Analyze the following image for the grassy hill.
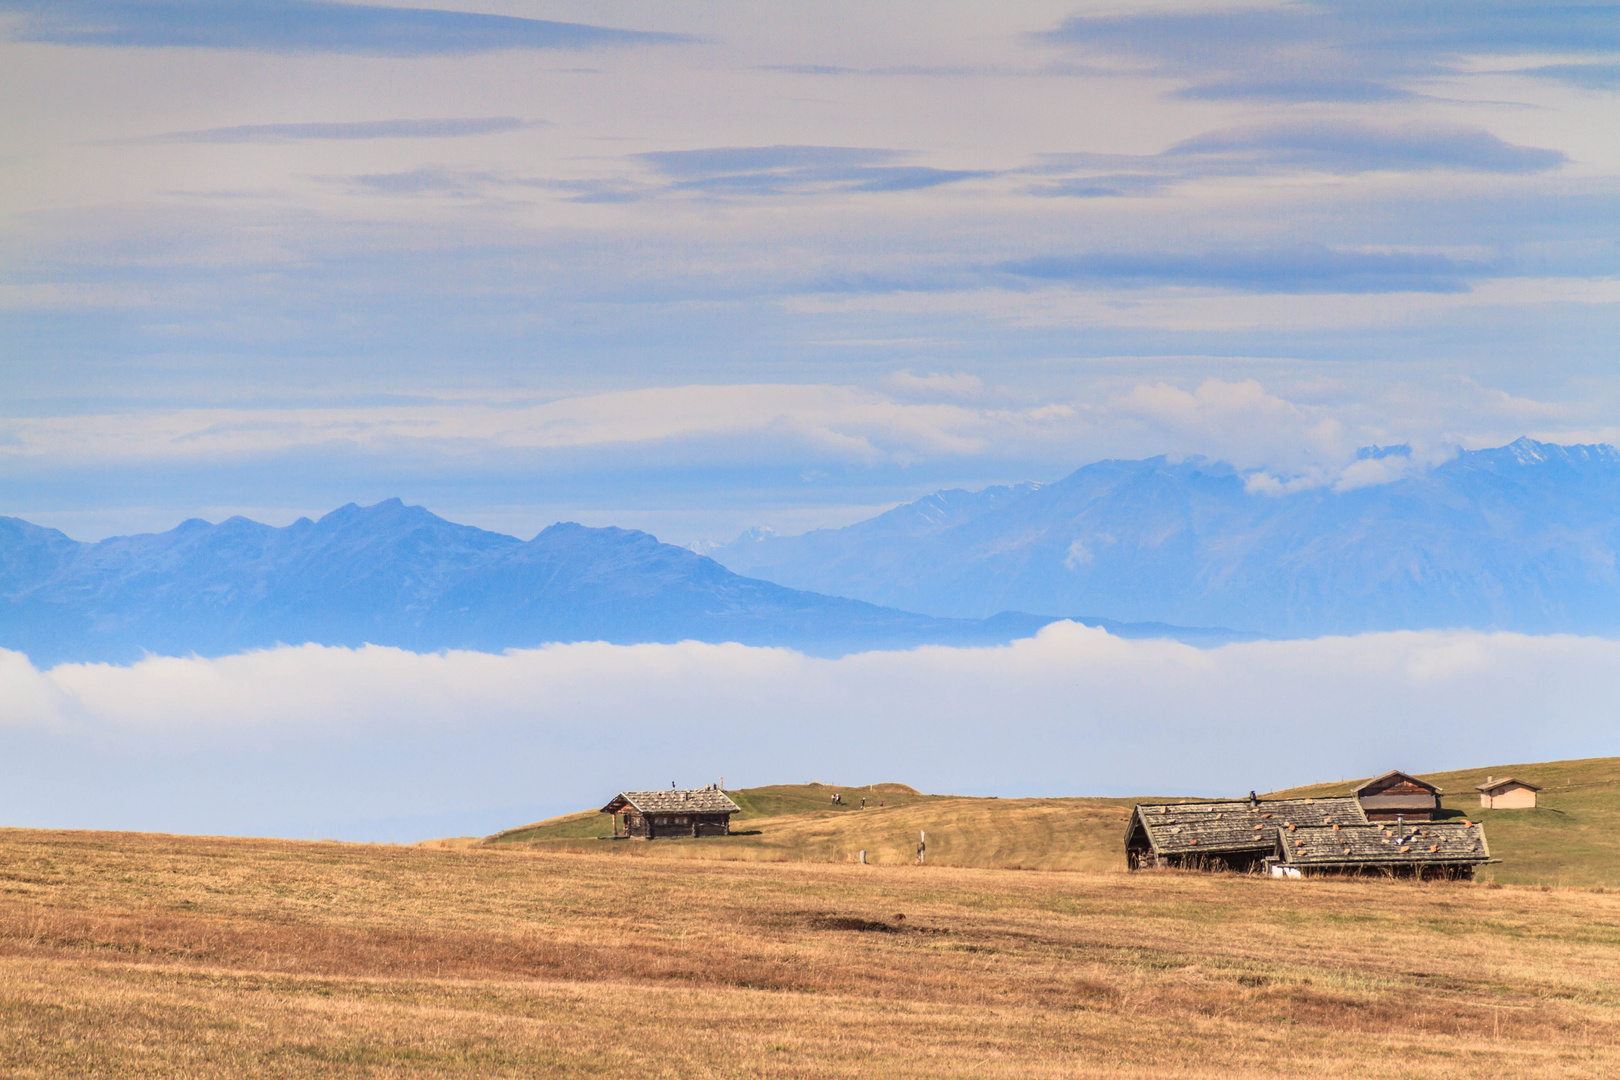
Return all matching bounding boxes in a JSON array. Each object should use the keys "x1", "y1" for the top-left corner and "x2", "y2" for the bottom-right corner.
[
  {"x1": 486, "y1": 781, "x2": 1150, "y2": 871},
  {"x1": 9, "y1": 826, "x2": 1620, "y2": 1077},
  {"x1": 485, "y1": 759, "x2": 1620, "y2": 885}
]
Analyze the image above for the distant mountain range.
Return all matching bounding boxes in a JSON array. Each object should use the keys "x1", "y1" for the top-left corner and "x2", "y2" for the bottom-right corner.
[
  {"x1": 0, "y1": 500, "x2": 1237, "y2": 667},
  {"x1": 713, "y1": 438, "x2": 1620, "y2": 637},
  {"x1": 8, "y1": 437, "x2": 1610, "y2": 665}
]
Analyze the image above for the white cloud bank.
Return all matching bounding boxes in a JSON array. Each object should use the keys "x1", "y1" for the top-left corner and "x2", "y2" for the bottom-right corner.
[
  {"x1": 2, "y1": 623, "x2": 1615, "y2": 842},
  {"x1": 2, "y1": 376, "x2": 1602, "y2": 497}
]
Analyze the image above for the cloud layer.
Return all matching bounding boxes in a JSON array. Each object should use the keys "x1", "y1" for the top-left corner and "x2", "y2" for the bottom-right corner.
[
  {"x1": 1036, "y1": 1, "x2": 1620, "y2": 101},
  {"x1": 3, "y1": 1, "x2": 685, "y2": 56},
  {"x1": 138, "y1": 117, "x2": 534, "y2": 143},
  {"x1": 2, "y1": 624, "x2": 1616, "y2": 841}
]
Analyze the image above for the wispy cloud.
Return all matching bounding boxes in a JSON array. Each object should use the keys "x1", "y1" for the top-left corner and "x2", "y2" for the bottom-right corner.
[
  {"x1": 132, "y1": 117, "x2": 535, "y2": 144},
  {"x1": 2, "y1": 1, "x2": 687, "y2": 56},
  {"x1": 638, "y1": 145, "x2": 993, "y2": 197},
  {"x1": 1027, "y1": 121, "x2": 1563, "y2": 200},
  {"x1": 1167, "y1": 123, "x2": 1563, "y2": 175},
  {"x1": 348, "y1": 167, "x2": 496, "y2": 197},
  {"x1": 1000, "y1": 245, "x2": 1497, "y2": 295},
  {"x1": 1516, "y1": 62, "x2": 1620, "y2": 92},
  {"x1": 0, "y1": 384, "x2": 1014, "y2": 466},
  {"x1": 317, "y1": 145, "x2": 993, "y2": 205},
  {"x1": 3, "y1": 376, "x2": 1593, "y2": 503},
  {"x1": 1035, "y1": 2, "x2": 1619, "y2": 102}
]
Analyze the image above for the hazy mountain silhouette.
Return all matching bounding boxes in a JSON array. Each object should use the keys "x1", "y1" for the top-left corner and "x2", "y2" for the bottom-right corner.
[
  {"x1": 0, "y1": 500, "x2": 1237, "y2": 666},
  {"x1": 713, "y1": 438, "x2": 1620, "y2": 637}
]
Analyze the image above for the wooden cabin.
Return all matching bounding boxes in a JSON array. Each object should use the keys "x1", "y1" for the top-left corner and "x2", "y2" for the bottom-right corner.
[
  {"x1": 1352, "y1": 770, "x2": 1442, "y2": 821},
  {"x1": 1124, "y1": 795, "x2": 1367, "y2": 873},
  {"x1": 600, "y1": 788, "x2": 740, "y2": 839},
  {"x1": 1123, "y1": 795, "x2": 1495, "y2": 879},
  {"x1": 1271, "y1": 819, "x2": 1492, "y2": 880},
  {"x1": 1476, "y1": 776, "x2": 1541, "y2": 810}
]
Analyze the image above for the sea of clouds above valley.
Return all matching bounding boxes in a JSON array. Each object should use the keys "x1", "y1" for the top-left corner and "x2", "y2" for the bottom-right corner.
[{"x1": 2, "y1": 623, "x2": 1614, "y2": 842}]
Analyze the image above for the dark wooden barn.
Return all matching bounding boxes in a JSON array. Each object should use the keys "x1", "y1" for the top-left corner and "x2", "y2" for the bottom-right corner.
[
  {"x1": 1272, "y1": 819, "x2": 1492, "y2": 879},
  {"x1": 1352, "y1": 770, "x2": 1443, "y2": 821},
  {"x1": 1124, "y1": 796, "x2": 1367, "y2": 872},
  {"x1": 1124, "y1": 793, "x2": 1495, "y2": 879},
  {"x1": 600, "y1": 788, "x2": 740, "y2": 839}
]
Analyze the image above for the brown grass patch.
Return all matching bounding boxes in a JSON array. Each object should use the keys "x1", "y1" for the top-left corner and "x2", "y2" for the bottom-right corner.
[{"x1": 3, "y1": 827, "x2": 1619, "y2": 1077}]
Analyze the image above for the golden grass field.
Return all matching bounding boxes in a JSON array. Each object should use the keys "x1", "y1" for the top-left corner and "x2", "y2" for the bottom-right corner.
[
  {"x1": 4, "y1": 758, "x2": 1618, "y2": 1077},
  {"x1": 5, "y1": 826, "x2": 1620, "y2": 1078}
]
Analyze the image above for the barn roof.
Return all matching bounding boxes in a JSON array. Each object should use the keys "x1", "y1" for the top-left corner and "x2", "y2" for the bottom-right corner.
[
  {"x1": 600, "y1": 789, "x2": 741, "y2": 815},
  {"x1": 1475, "y1": 777, "x2": 1541, "y2": 793},
  {"x1": 1351, "y1": 770, "x2": 1442, "y2": 795},
  {"x1": 1127, "y1": 796, "x2": 1366, "y2": 857},
  {"x1": 1277, "y1": 820, "x2": 1490, "y2": 868}
]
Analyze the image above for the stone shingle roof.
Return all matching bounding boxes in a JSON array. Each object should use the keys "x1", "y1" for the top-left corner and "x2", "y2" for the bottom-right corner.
[
  {"x1": 1277, "y1": 820, "x2": 1490, "y2": 868},
  {"x1": 601, "y1": 789, "x2": 741, "y2": 815},
  {"x1": 1129, "y1": 796, "x2": 1366, "y2": 857}
]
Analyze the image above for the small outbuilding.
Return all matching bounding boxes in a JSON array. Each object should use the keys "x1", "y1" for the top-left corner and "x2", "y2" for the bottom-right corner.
[
  {"x1": 1476, "y1": 776, "x2": 1541, "y2": 810},
  {"x1": 1352, "y1": 770, "x2": 1442, "y2": 821},
  {"x1": 1272, "y1": 820, "x2": 1492, "y2": 880},
  {"x1": 600, "y1": 788, "x2": 740, "y2": 839}
]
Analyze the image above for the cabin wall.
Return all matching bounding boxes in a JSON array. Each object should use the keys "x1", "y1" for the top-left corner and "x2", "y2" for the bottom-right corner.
[
  {"x1": 1295, "y1": 863, "x2": 1477, "y2": 881},
  {"x1": 1131, "y1": 850, "x2": 1266, "y2": 873},
  {"x1": 1362, "y1": 807, "x2": 1436, "y2": 822},
  {"x1": 1358, "y1": 778, "x2": 1440, "y2": 821},
  {"x1": 1358, "y1": 794, "x2": 1439, "y2": 821},
  {"x1": 1482, "y1": 788, "x2": 1537, "y2": 809},
  {"x1": 694, "y1": 814, "x2": 731, "y2": 836},
  {"x1": 631, "y1": 811, "x2": 733, "y2": 839}
]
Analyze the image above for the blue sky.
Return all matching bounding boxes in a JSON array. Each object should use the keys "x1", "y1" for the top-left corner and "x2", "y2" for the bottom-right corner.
[{"x1": 2, "y1": 0, "x2": 1617, "y2": 544}]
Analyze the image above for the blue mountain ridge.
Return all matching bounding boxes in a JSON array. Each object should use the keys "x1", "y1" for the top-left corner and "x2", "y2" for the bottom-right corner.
[
  {"x1": 712, "y1": 438, "x2": 1620, "y2": 637},
  {"x1": 0, "y1": 501, "x2": 1240, "y2": 667}
]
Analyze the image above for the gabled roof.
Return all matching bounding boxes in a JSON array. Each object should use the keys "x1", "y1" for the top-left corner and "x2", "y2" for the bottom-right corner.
[
  {"x1": 1351, "y1": 770, "x2": 1442, "y2": 795},
  {"x1": 1277, "y1": 820, "x2": 1490, "y2": 867},
  {"x1": 1127, "y1": 796, "x2": 1366, "y2": 857},
  {"x1": 600, "y1": 789, "x2": 741, "y2": 815},
  {"x1": 1475, "y1": 777, "x2": 1541, "y2": 793}
]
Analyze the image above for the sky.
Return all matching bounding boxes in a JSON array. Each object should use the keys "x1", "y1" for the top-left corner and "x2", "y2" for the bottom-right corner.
[
  {"x1": 1, "y1": 3, "x2": 1617, "y2": 838},
  {"x1": 2, "y1": 0, "x2": 1617, "y2": 545}
]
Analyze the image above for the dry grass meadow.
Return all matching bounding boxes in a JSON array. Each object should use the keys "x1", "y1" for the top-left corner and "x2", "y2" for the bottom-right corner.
[{"x1": 4, "y1": 824, "x2": 1620, "y2": 1078}]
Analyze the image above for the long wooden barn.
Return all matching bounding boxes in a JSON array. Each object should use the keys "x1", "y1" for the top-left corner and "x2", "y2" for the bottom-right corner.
[
  {"x1": 600, "y1": 788, "x2": 741, "y2": 839},
  {"x1": 1125, "y1": 796, "x2": 1366, "y2": 873},
  {"x1": 1125, "y1": 796, "x2": 1494, "y2": 879},
  {"x1": 1274, "y1": 820, "x2": 1489, "y2": 879}
]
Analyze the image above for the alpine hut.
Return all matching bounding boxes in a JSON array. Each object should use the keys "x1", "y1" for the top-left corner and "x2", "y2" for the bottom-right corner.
[
  {"x1": 1124, "y1": 794, "x2": 1496, "y2": 879},
  {"x1": 1273, "y1": 819, "x2": 1491, "y2": 880},
  {"x1": 1124, "y1": 795, "x2": 1366, "y2": 872},
  {"x1": 600, "y1": 788, "x2": 740, "y2": 839},
  {"x1": 1352, "y1": 770, "x2": 1443, "y2": 821},
  {"x1": 1476, "y1": 776, "x2": 1541, "y2": 810}
]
